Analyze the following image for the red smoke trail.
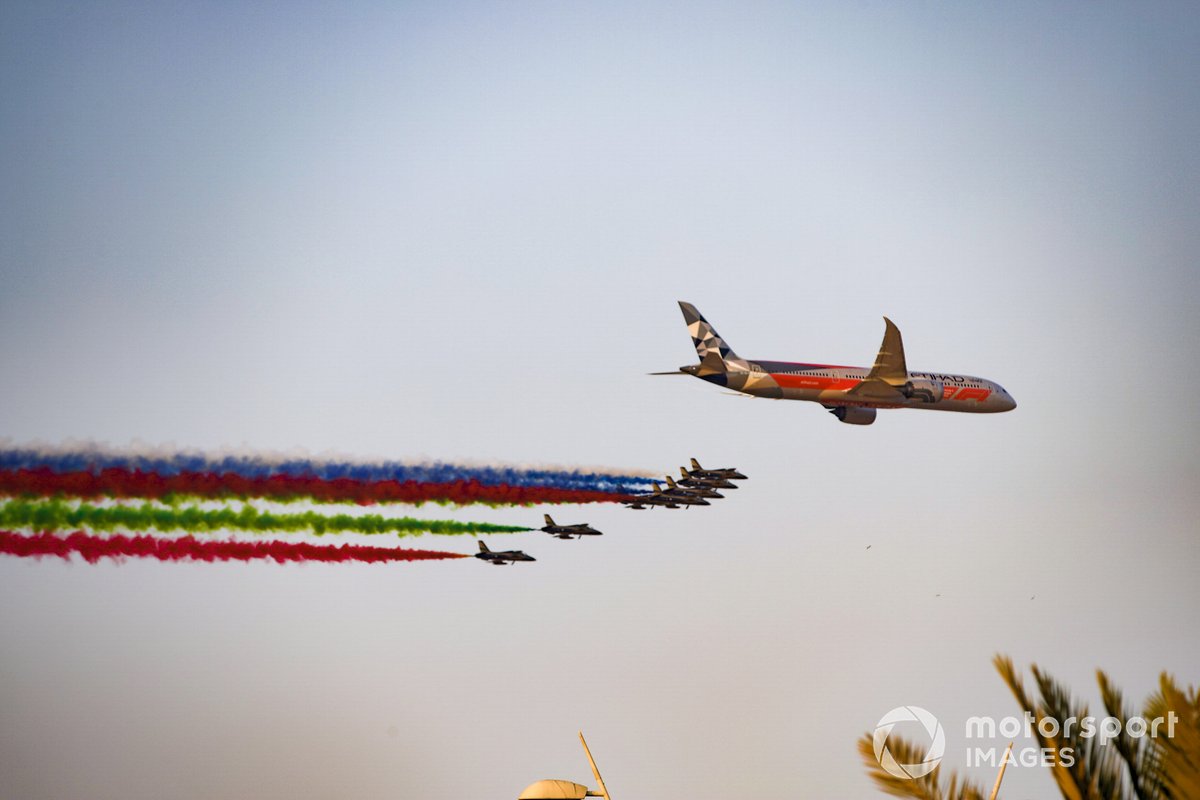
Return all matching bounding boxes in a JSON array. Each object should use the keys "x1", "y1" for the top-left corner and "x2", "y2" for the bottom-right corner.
[
  {"x1": 0, "y1": 468, "x2": 632, "y2": 505},
  {"x1": 0, "y1": 530, "x2": 468, "y2": 564}
]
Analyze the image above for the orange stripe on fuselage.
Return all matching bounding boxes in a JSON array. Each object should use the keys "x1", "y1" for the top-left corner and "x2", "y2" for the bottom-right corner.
[{"x1": 770, "y1": 373, "x2": 859, "y2": 391}]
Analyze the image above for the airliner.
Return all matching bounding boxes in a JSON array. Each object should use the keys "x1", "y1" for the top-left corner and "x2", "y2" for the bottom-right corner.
[{"x1": 660, "y1": 302, "x2": 1015, "y2": 425}]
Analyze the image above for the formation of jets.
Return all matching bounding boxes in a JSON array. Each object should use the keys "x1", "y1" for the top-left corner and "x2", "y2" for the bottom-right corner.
[
  {"x1": 659, "y1": 301, "x2": 1015, "y2": 425},
  {"x1": 474, "y1": 459, "x2": 747, "y2": 563},
  {"x1": 622, "y1": 458, "x2": 748, "y2": 510},
  {"x1": 476, "y1": 511, "x2": 606, "y2": 565}
]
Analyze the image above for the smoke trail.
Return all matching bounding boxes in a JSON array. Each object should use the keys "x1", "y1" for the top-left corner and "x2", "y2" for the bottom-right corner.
[
  {"x1": 0, "y1": 445, "x2": 654, "y2": 494},
  {"x1": 0, "y1": 530, "x2": 469, "y2": 564},
  {"x1": 0, "y1": 468, "x2": 631, "y2": 505},
  {"x1": 0, "y1": 499, "x2": 531, "y2": 537}
]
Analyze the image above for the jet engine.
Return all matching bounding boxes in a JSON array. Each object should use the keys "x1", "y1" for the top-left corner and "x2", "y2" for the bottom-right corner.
[
  {"x1": 899, "y1": 377, "x2": 944, "y2": 404},
  {"x1": 827, "y1": 406, "x2": 877, "y2": 425}
]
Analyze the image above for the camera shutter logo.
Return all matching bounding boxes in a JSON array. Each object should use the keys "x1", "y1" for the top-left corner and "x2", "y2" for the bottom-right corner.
[{"x1": 873, "y1": 706, "x2": 946, "y2": 779}]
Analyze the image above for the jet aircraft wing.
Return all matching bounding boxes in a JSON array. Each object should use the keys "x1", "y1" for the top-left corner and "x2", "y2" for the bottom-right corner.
[
  {"x1": 844, "y1": 379, "x2": 907, "y2": 403},
  {"x1": 866, "y1": 316, "x2": 908, "y2": 383},
  {"x1": 843, "y1": 316, "x2": 912, "y2": 402}
]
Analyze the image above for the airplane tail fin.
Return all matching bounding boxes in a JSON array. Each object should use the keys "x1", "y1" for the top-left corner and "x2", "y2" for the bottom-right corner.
[
  {"x1": 652, "y1": 483, "x2": 663, "y2": 494},
  {"x1": 680, "y1": 467, "x2": 690, "y2": 479},
  {"x1": 665, "y1": 476, "x2": 678, "y2": 488},
  {"x1": 543, "y1": 514, "x2": 554, "y2": 527},
  {"x1": 678, "y1": 301, "x2": 750, "y2": 372},
  {"x1": 690, "y1": 458, "x2": 703, "y2": 471},
  {"x1": 477, "y1": 540, "x2": 490, "y2": 553}
]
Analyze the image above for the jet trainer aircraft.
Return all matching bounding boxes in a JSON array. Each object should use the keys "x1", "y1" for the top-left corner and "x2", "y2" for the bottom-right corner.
[
  {"x1": 621, "y1": 484, "x2": 679, "y2": 509},
  {"x1": 649, "y1": 481, "x2": 710, "y2": 507},
  {"x1": 622, "y1": 483, "x2": 709, "y2": 510},
  {"x1": 678, "y1": 467, "x2": 737, "y2": 490},
  {"x1": 474, "y1": 540, "x2": 536, "y2": 565},
  {"x1": 686, "y1": 458, "x2": 747, "y2": 481},
  {"x1": 663, "y1": 302, "x2": 1016, "y2": 425},
  {"x1": 539, "y1": 514, "x2": 603, "y2": 539},
  {"x1": 663, "y1": 475, "x2": 723, "y2": 500}
]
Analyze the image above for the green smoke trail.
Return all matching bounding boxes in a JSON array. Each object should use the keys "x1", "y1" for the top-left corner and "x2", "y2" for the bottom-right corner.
[{"x1": 0, "y1": 499, "x2": 532, "y2": 537}]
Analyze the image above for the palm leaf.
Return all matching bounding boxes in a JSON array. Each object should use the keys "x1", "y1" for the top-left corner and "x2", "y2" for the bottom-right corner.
[
  {"x1": 865, "y1": 658, "x2": 1196, "y2": 800},
  {"x1": 1143, "y1": 674, "x2": 1200, "y2": 799},
  {"x1": 994, "y1": 654, "x2": 1087, "y2": 800},
  {"x1": 857, "y1": 733, "x2": 986, "y2": 800},
  {"x1": 1030, "y1": 663, "x2": 1125, "y2": 800},
  {"x1": 1098, "y1": 668, "x2": 1158, "y2": 800}
]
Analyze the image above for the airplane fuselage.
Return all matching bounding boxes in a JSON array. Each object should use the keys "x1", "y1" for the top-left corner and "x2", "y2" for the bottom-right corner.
[
  {"x1": 541, "y1": 525, "x2": 601, "y2": 538},
  {"x1": 685, "y1": 361, "x2": 1016, "y2": 414}
]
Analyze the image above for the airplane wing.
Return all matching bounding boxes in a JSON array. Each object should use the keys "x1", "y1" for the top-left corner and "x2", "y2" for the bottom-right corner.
[
  {"x1": 866, "y1": 317, "x2": 908, "y2": 383},
  {"x1": 842, "y1": 316, "x2": 911, "y2": 402},
  {"x1": 844, "y1": 379, "x2": 907, "y2": 403}
]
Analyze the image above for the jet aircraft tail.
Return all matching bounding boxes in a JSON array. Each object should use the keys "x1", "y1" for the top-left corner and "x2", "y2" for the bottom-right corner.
[
  {"x1": 477, "y1": 540, "x2": 490, "y2": 553},
  {"x1": 543, "y1": 514, "x2": 555, "y2": 527},
  {"x1": 678, "y1": 301, "x2": 752, "y2": 373}
]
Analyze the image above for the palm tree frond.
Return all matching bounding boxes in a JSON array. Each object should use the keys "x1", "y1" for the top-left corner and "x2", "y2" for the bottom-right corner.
[
  {"x1": 1098, "y1": 669, "x2": 1156, "y2": 800},
  {"x1": 995, "y1": 656, "x2": 1087, "y2": 800},
  {"x1": 857, "y1": 732, "x2": 986, "y2": 800},
  {"x1": 1144, "y1": 674, "x2": 1200, "y2": 800},
  {"x1": 865, "y1": 659, "x2": 1197, "y2": 800}
]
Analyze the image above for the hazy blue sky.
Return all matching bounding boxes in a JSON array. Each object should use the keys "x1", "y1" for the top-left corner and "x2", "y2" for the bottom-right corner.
[{"x1": 2, "y1": 3, "x2": 1198, "y2": 798}]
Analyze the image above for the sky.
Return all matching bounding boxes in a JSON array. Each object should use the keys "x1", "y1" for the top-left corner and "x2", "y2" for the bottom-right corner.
[{"x1": 1, "y1": 2, "x2": 1198, "y2": 798}]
